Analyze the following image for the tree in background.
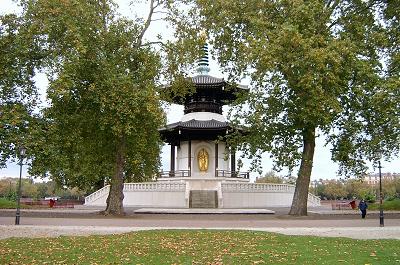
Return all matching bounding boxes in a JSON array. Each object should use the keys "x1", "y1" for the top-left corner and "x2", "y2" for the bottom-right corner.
[
  {"x1": 345, "y1": 179, "x2": 371, "y2": 200},
  {"x1": 324, "y1": 180, "x2": 347, "y2": 200},
  {"x1": 173, "y1": 0, "x2": 400, "y2": 215},
  {"x1": 255, "y1": 170, "x2": 297, "y2": 184},
  {"x1": 381, "y1": 179, "x2": 397, "y2": 200},
  {"x1": 310, "y1": 177, "x2": 400, "y2": 201},
  {"x1": 0, "y1": 178, "x2": 16, "y2": 200},
  {"x1": 255, "y1": 171, "x2": 284, "y2": 184},
  {"x1": 0, "y1": 178, "x2": 85, "y2": 200}
]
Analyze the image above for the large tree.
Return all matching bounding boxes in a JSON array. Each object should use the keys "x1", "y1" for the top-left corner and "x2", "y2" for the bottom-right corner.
[
  {"x1": 2, "y1": 0, "x2": 202, "y2": 215},
  {"x1": 174, "y1": 0, "x2": 400, "y2": 215},
  {"x1": 17, "y1": 0, "x2": 174, "y2": 215}
]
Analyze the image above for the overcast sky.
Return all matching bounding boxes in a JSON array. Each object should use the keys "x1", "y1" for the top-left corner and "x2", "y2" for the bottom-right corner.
[{"x1": 1, "y1": 0, "x2": 399, "y2": 182}]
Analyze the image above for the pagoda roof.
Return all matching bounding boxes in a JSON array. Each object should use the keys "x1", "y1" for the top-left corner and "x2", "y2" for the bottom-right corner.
[
  {"x1": 159, "y1": 119, "x2": 246, "y2": 144},
  {"x1": 161, "y1": 74, "x2": 248, "y2": 106},
  {"x1": 191, "y1": 75, "x2": 248, "y2": 90},
  {"x1": 160, "y1": 119, "x2": 229, "y2": 131},
  {"x1": 191, "y1": 75, "x2": 225, "y2": 86}
]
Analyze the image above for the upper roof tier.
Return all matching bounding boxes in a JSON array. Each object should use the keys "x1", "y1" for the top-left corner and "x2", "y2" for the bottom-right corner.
[
  {"x1": 163, "y1": 74, "x2": 248, "y2": 114},
  {"x1": 162, "y1": 44, "x2": 248, "y2": 114}
]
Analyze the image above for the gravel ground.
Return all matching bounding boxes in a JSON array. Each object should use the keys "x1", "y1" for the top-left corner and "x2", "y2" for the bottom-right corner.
[{"x1": 1, "y1": 225, "x2": 399, "y2": 240}]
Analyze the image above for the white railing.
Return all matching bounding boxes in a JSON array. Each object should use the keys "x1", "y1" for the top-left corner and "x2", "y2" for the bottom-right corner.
[
  {"x1": 222, "y1": 183, "x2": 295, "y2": 193},
  {"x1": 123, "y1": 182, "x2": 186, "y2": 192},
  {"x1": 222, "y1": 183, "x2": 321, "y2": 206},
  {"x1": 85, "y1": 182, "x2": 186, "y2": 205},
  {"x1": 308, "y1": 193, "x2": 321, "y2": 206},
  {"x1": 85, "y1": 185, "x2": 110, "y2": 204}
]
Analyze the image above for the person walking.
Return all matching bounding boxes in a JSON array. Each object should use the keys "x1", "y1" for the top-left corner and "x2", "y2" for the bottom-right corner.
[{"x1": 358, "y1": 199, "x2": 368, "y2": 219}]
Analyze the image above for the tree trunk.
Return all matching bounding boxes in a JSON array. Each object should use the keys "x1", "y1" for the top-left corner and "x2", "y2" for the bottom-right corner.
[
  {"x1": 104, "y1": 137, "x2": 125, "y2": 216},
  {"x1": 289, "y1": 127, "x2": 316, "y2": 216}
]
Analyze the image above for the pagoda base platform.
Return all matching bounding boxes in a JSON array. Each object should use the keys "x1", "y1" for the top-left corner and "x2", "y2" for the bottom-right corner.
[
  {"x1": 84, "y1": 181, "x2": 321, "y2": 209},
  {"x1": 134, "y1": 208, "x2": 275, "y2": 214}
]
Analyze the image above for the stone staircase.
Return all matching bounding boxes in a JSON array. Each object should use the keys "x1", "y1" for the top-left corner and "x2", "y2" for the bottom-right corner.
[{"x1": 189, "y1": 190, "x2": 218, "y2": 208}]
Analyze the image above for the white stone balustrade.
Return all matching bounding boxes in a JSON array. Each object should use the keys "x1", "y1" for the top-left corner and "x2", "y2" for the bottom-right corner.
[
  {"x1": 307, "y1": 192, "x2": 321, "y2": 206},
  {"x1": 123, "y1": 182, "x2": 186, "y2": 192},
  {"x1": 221, "y1": 183, "x2": 320, "y2": 207},
  {"x1": 85, "y1": 182, "x2": 320, "y2": 208},
  {"x1": 222, "y1": 183, "x2": 295, "y2": 193},
  {"x1": 85, "y1": 185, "x2": 110, "y2": 205}
]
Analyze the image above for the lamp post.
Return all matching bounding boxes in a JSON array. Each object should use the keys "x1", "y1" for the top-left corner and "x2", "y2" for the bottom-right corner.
[
  {"x1": 15, "y1": 147, "x2": 25, "y2": 225},
  {"x1": 378, "y1": 160, "x2": 384, "y2": 227}
]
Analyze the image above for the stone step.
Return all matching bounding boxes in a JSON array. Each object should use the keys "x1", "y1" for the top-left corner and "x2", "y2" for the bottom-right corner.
[{"x1": 189, "y1": 190, "x2": 218, "y2": 208}]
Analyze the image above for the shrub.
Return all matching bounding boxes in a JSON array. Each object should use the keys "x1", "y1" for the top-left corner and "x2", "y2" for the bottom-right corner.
[{"x1": 364, "y1": 192, "x2": 376, "y2": 203}]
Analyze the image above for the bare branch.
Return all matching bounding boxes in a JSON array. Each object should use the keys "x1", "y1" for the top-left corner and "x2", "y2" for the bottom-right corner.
[
  {"x1": 140, "y1": 41, "x2": 167, "y2": 48},
  {"x1": 154, "y1": 11, "x2": 169, "y2": 15},
  {"x1": 327, "y1": 0, "x2": 378, "y2": 30},
  {"x1": 135, "y1": 0, "x2": 158, "y2": 48}
]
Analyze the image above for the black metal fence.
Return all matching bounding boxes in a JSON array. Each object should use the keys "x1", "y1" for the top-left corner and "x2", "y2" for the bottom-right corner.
[
  {"x1": 215, "y1": 170, "x2": 250, "y2": 179},
  {"x1": 158, "y1": 170, "x2": 191, "y2": 178},
  {"x1": 158, "y1": 169, "x2": 250, "y2": 179}
]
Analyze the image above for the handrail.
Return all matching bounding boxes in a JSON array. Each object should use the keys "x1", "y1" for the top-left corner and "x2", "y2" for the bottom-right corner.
[
  {"x1": 216, "y1": 170, "x2": 250, "y2": 179},
  {"x1": 307, "y1": 192, "x2": 321, "y2": 206},
  {"x1": 158, "y1": 170, "x2": 190, "y2": 178},
  {"x1": 84, "y1": 185, "x2": 110, "y2": 204}
]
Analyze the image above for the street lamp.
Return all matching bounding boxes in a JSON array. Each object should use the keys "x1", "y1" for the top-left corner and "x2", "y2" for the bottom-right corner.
[
  {"x1": 15, "y1": 147, "x2": 26, "y2": 225},
  {"x1": 377, "y1": 159, "x2": 384, "y2": 227}
]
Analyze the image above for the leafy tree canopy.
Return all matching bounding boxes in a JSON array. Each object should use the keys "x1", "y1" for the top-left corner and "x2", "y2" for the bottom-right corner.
[
  {"x1": 0, "y1": 12, "x2": 44, "y2": 167},
  {"x1": 172, "y1": 0, "x2": 400, "y2": 215},
  {"x1": 1, "y1": 0, "x2": 203, "y2": 215}
]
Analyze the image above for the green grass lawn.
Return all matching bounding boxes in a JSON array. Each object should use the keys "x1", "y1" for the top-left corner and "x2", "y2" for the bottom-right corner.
[
  {"x1": 0, "y1": 198, "x2": 31, "y2": 209},
  {"x1": 0, "y1": 198, "x2": 16, "y2": 209},
  {"x1": 0, "y1": 230, "x2": 399, "y2": 264},
  {"x1": 369, "y1": 198, "x2": 400, "y2": 211}
]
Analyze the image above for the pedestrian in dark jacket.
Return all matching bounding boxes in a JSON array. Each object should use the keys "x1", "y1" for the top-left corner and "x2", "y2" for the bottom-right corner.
[{"x1": 358, "y1": 199, "x2": 368, "y2": 219}]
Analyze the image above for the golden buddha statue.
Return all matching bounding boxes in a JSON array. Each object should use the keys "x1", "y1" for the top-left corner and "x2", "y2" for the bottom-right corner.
[{"x1": 198, "y1": 148, "x2": 209, "y2": 172}]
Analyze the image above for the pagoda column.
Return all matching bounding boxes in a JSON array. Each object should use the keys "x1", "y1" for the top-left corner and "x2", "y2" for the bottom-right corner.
[
  {"x1": 231, "y1": 148, "x2": 236, "y2": 177},
  {"x1": 215, "y1": 143, "x2": 219, "y2": 177},
  {"x1": 170, "y1": 144, "x2": 175, "y2": 174},
  {"x1": 188, "y1": 140, "x2": 192, "y2": 176}
]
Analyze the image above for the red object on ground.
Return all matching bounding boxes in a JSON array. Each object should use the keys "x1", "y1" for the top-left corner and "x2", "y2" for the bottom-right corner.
[
  {"x1": 349, "y1": 200, "x2": 356, "y2": 209},
  {"x1": 49, "y1": 199, "x2": 55, "y2": 208}
]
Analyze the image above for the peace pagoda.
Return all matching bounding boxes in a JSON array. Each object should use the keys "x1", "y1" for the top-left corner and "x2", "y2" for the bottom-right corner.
[{"x1": 84, "y1": 46, "x2": 320, "y2": 209}]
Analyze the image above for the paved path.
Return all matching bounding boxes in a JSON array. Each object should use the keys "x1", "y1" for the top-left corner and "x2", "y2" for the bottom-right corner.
[
  {"x1": 1, "y1": 224, "x2": 399, "y2": 240},
  {"x1": 1, "y1": 214, "x2": 400, "y2": 227},
  {"x1": 1, "y1": 209, "x2": 399, "y2": 240}
]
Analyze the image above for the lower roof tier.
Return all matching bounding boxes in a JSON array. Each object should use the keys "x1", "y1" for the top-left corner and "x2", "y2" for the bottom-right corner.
[{"x1": 159, "y1": 119, "x2": 243, "y2": 144}]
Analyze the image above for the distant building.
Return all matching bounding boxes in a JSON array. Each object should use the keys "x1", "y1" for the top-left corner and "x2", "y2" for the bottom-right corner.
[{"x1": 364, "y1": 173, "x2": 400, "y2": 185}]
